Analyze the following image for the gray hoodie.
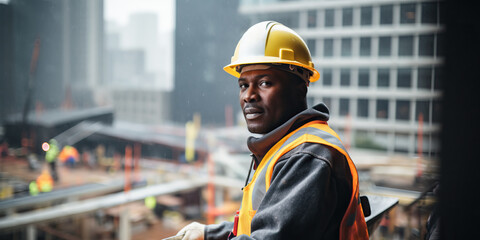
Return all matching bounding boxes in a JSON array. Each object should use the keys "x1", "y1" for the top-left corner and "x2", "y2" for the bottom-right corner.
[{"x1": 205, "y1": 103, "x2": 353, "y2": 240}]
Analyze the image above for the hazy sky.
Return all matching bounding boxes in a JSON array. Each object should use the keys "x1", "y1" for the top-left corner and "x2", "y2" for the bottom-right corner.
[{"x1": 104, "y1": 0, "x2": 175, "y2": 31}]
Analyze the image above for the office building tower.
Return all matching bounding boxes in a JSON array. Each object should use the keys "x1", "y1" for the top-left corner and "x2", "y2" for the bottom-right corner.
[{"x1": 239, "y1": 0, "x2": 444, "y2": 156}]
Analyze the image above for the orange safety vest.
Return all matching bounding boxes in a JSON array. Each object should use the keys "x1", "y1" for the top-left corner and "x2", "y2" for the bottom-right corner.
[{"x1": 235, "y1": 120, "x2": 369, "y2": 239}]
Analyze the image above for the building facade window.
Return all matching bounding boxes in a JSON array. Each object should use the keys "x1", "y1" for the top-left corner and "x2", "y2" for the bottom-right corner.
[
  {"x1": 376, "y1": 99, "x2": 389, "y2": 119},
  {"x1": 341, "y1": 38, "x2": 352, "y2": 57},
  {"x1": 418, "y1": 67, "x2": 432, "y2": 89},
  {"x1": 377, "y1": 68, "x2": 390, "y2": 87},
  {"x1": 240, "y1": 0, "x2": 443, "y2": 156},
  {"x1": 322, "y1": 68, "x2": 332, "y2": 86},
  {"x1": 342, "y1": 7, "x2": 353, "y2": 26},
  {"x1": 325, "y1": 9, "x2": 335, "y2": 27},
  {"x1": 360, "y1": 37, "x2": 371, "y2": 56},
  {"x1": 399, "y1": 35, "x2": 414, "y2": 56},
  {"x1": 323, "y1": 38, "x2": 334, "y2": 57},
  {"x1": 421, "y1": 2, "x2": 438, "y2": 24},
  {"x1": 380, "y1": 5, "x2": 393, "y2": 25},
  {"x1": 307, "y1": 39, "x2": 316, "y2": 57},
  {"x1": 360, "y1": 6, "x2": 373, "y2": 26},
  {"x1": 340, "y1": 68, "x2": 351, "y2": 86},
  {"x1": 416, "y1": 100, "x2": 430, "y2": 122},
  {"x1": 397, "y1": 68, "x2": 412, "y2": 88},
  {"x1": 400, "y1": 3, "x2": 416, "y2": 24},
  {"x1": 396, "y1": 100, "x2": 411, "y2": 120},
  {"x1": 357, "y1": 99, "x2": 369, "y2": 117},
  {"x1": 419, "y1": 34, "x2": 435, "y2": 56},
  {"x1": 307, "y1": 10, "x2": 317, "y2": 28},
  {"x1": 339, "y1": 98, "x2": 350, "y2": 116},
  {"x1": 379, "y1": 36, "x2": 392, "y2": 56},
  {"x1": 358, "y1": 68, "x2": 369, "y2": 87}
]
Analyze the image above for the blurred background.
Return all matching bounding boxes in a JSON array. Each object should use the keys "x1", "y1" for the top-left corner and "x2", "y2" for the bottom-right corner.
[{"x1": 0, "y1": 0, "x2": 462, "y2": 239}]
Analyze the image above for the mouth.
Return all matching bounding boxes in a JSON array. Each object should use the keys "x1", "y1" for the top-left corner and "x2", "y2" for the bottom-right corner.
[{"x1": 244, "y1": 107, "x2": 264, "y2": 120}]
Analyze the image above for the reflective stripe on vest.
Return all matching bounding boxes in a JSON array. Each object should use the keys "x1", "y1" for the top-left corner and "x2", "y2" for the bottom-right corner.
[{"x1": 236, "y1": 120, "x2": 369, "y2": 239}]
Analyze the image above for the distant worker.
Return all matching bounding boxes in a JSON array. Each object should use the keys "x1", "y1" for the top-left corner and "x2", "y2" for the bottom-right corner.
[
  {"x1": 29, "y1": 181, "x2": 39, "y2": 196},
  {"x1": 145, "y1": 196, "x2": 157, "y2": 210},
  {"x1": 177, "y1": 21, "x2": 369, "y2": 239},
  {"x1": 44, "y1": 139, "x2": 60, "y2": 181},
  {"x1": 36, "y1": 169, "x2": 53, "y2": 192},
  {"x1": 59, "y1": 145, "x2": 79, "y2": 168}
]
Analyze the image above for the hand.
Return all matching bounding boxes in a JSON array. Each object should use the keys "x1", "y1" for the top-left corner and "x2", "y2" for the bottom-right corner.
[{"x1": 177, "y1": 222, "x2": 205, "y2": 240}]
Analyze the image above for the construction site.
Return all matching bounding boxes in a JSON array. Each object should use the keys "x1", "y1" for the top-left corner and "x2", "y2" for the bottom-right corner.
[
  {"x1": 0, "y1": 0, "x2": 452, "y2": 239},
  {"x1": 0, "y1": 107, "x2": 439, "y2": 240}
]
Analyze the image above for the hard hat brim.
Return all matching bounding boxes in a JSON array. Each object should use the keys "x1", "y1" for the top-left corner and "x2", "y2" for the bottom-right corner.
[{"x1": 224, "y1": 56, "x2": 320, "y2": 82}]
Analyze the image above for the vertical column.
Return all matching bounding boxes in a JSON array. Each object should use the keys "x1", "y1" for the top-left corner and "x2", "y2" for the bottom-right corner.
[
  {"x1": 27, "y1": 224, "x2": 36, "y2": 240},
  {"x1": 119, "y1": 208, "x2": 131, "y2": 240}
]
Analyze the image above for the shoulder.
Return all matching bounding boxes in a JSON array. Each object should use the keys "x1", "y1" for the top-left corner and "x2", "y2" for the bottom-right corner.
[
  {"x1": 278, "y1": 142, "x2": 345, "y2": 169},
  {"x1": 273, "y1": 142, "x2": 352, "y2": 185}
]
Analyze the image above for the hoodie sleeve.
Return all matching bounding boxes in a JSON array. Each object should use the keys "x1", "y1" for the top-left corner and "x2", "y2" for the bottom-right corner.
[
  {"x1": 231, "y1": 149, "x2": 347, "y2": 240},
  {"x1": 205, "y1": 221, "x2": 234, "y2": 240}
]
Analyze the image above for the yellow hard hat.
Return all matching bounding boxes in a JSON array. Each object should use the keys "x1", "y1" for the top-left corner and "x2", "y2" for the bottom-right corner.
[{"x1": 224, "y1": 21, "x2": 320, "y2": 83}]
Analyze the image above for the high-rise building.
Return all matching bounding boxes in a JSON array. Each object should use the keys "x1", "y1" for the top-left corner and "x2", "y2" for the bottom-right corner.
[
  {"x1": 104, "y1": 13, "x2": 172, "y2": 126},
  {"x1": 0, "y1": 2, "x2": 14, "y2": 125},
  {"x1": 123, "y1": 13, "x2": 163, "y2": 86},
  {"x1": 173, "y1": 0, "x2": 248, "y2": 125},
  {"x1": 239, "y1": 0, "x2": 444, "y2": 156},
  {"x1": 0, "y1": 0, "x2": 104, "y2": 121}
]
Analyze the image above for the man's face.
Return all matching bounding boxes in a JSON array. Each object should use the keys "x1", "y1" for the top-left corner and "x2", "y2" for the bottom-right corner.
[{"x1": 238, "y1": 67, "x2": 306, "y2": 134}]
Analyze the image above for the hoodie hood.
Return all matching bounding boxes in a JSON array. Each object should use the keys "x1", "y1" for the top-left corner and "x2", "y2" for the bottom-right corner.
[{"x1": 247, "y1": 103, "x2": 330, "y2": 163}]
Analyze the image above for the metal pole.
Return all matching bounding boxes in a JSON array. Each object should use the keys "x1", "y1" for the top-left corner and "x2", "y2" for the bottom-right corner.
[
  {"x1": 119, "y1": 207, "x2": 131, "y2": 240},
  {"x1": 26, "y1": 224, "x2": 36, "y2": 240}
]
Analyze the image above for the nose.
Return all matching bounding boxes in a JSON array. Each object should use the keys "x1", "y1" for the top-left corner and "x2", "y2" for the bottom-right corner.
[{"x1": 243, "y1": 86, "x2": 259, "y2": 103}]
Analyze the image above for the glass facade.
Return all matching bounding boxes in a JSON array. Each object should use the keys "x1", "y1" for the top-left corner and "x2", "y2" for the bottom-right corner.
[
  {"x1": 307, "y1": 10, "x2": 316, "y2": 28},
  {"x1": 358, "y1": 68, "x2": 369, "y2": 87},
  {"x1": 421, "y1": 2, "x2": 438, "y2": 24},
  {"x1": 380, "y1": 5, "x2": 393, "y2": 25},
  {"x1": 400, "y1": 3, "x2": 416, "y2": 24},
  {"x1": 397, "y1": 68, "x2": 412, "y2": 88},
  {"x1": 339, "y1": 98, "x2": 349, "y2": 116},
  {"x1": 322, "y1": 68, "x2": 332, "y2": 86},
  {"x1": 418, "y1": 67, "x2": 432, "y2": 89},
  {"x1": 307, "y1": 39, "x2": 316, "y2": 57},
  {"x1": 342, "y1": 7, "x2": 353, "y2": 26},
  {"x1": 323, "y1": 38, "x2": 334, "y2": 57},
  {"x1": 419, "y1": 34, "x2": 435, "y2": 56},
  {"x1": 325, "y1": 9, "x2": 334, "y2": 27},
  {"x1": 377, "y1": 99, "x2": 389, "y2": 119},
  {"x1": 377, "y1": 68, "x2": 390, "y2": 87},
  {"x1": 379, "y1": 37, "x2": 391, "y2": 56},
  {"x1": 396, "y1": 100, "x2": 411, "y2": 121},
  {"x1": 340, "y1": 68, "x2": 350, "y2": 86},
  {"x1": 341, "y1": 38, "x2": 352, "y2": 57},
  {"x1": 398, "y1": 35, "x2": 414, "y2": 56},
  {"x1": 359, "y1": 37, "x2": 371, "y2": 57},
  {"x1": 360, "y1": 6, "x2": 372, "y2": 26},
  {"x1": 357, "y1": 99, "x2": 369, "y2": 117}
]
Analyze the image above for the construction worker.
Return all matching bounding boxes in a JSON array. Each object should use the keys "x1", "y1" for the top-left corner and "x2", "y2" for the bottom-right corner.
[
  {"x1": 36, "y1": 168, "x2": 53, "y2": 192},
  {"x1": 45, "y1": 139, "x2": 59, "y2": 181},
  {"x1": 177, "y1": 21, "x2": 368, "y2": 240},
  {"x1": 29, "y1": 181, "x2": 39, "y2": 196}
]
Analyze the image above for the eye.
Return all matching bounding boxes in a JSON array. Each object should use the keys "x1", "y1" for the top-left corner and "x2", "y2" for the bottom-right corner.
[
  {"x1": 259, "y1": 81, "x2": 272, "y2": 87},
  {"x1": 239, "y1": 82, "x2": 248, "y2": 90}
]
